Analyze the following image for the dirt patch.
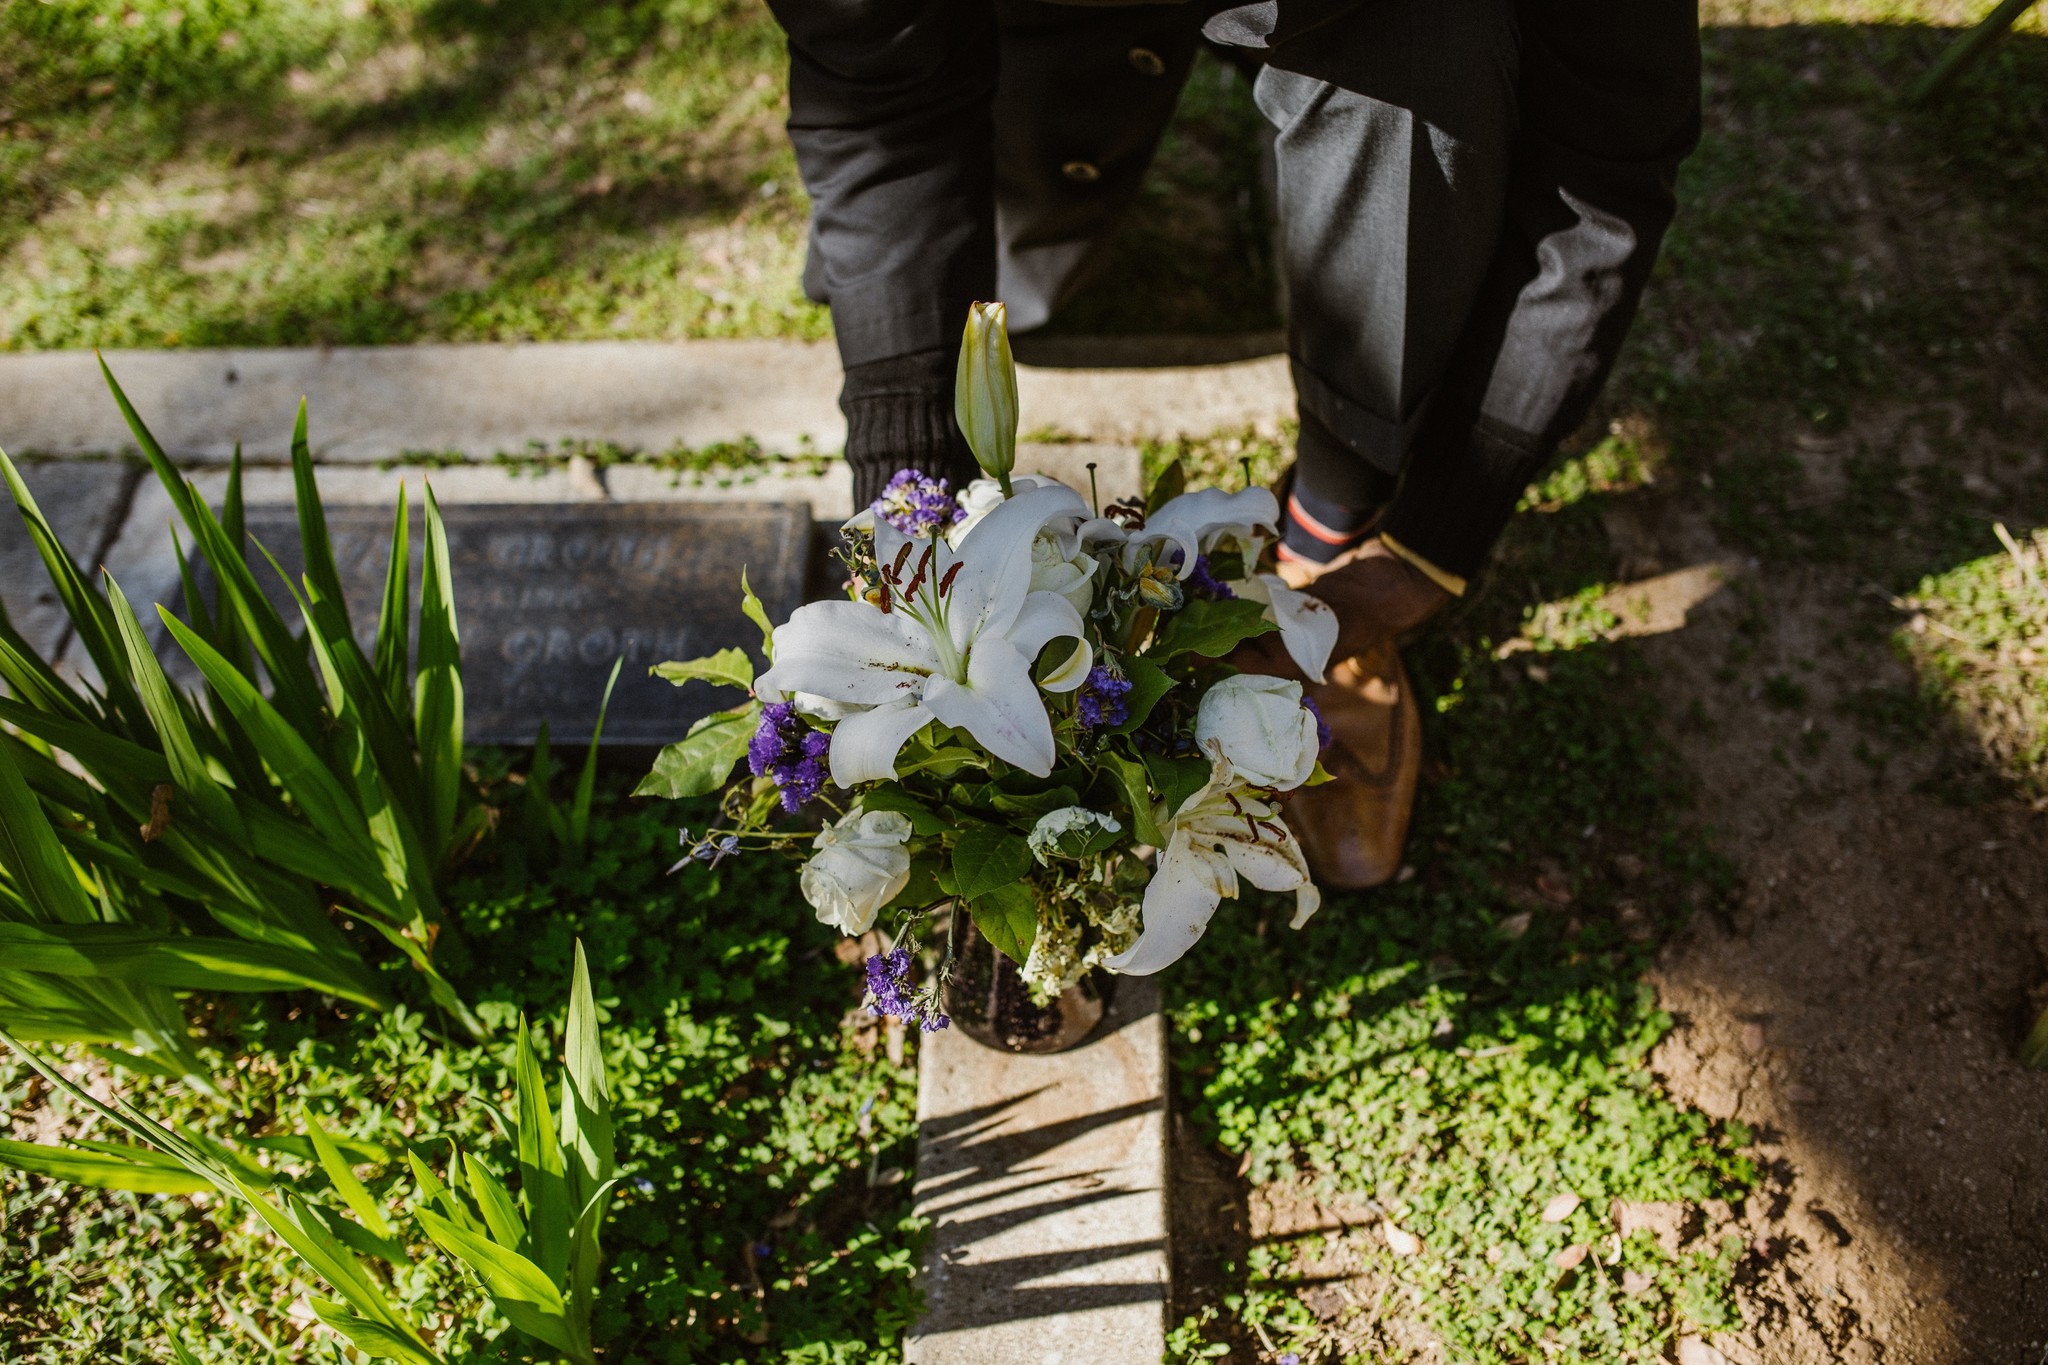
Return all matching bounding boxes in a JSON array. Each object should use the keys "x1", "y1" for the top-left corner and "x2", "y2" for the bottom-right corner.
[{"x1": 1627, "y1": 497, "x2": 2048, "y2": 1361}]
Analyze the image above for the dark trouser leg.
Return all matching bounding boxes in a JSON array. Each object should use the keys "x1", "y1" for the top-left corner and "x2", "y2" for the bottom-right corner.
[
  {"x1": 769, "y1": 0, "x2": 999, "y2": 505},
  {"x1": 990, "y1": 1, "x2": 1211, "y2": 331},
  {"x1": 1236, "y1": 0, "x2": 1520, "y2": 563},
  {"x1": 1378, "y1": 2, "x2": 1702, "y2": 580},
  {"x1": 1217, "y1": 0, "x2": 1700, "y2": 581}
]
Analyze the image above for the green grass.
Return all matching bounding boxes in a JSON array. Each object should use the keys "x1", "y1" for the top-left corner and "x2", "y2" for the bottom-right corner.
[
  {"x1": 1899, "y1": 525, "x2": 2048, "y2": 798},
  {"x1": 0, "y1": 0, "x2": 820, "y2": 349},
  {"x1": 1, "y1": 784, "x2": 922, "y2": 1362}
]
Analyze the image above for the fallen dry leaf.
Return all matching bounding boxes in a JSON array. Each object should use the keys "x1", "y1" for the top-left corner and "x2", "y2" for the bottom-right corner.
[
  {"x1": 1541, "y1": 1192, "x2": 1582, "y2": 1223},
  {"x1": 1553, "y1": 1243, "x2": 1589, "y2": 1270},
  {"x1": 1384, "y1": 1224, "x2": 1421, "y2": 1256},
  {"x1": 1621, "y1": 1268, "x2": 1655, "y2": 1295},
  {"x1": 1675, "y1": 1338, "x2": 1731, "y2": 1365}
]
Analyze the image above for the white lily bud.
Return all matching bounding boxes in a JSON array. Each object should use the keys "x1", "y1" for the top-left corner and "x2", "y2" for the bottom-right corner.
[{"x1": 956, "y1": 301, "x2": 1018, "y2": 492}]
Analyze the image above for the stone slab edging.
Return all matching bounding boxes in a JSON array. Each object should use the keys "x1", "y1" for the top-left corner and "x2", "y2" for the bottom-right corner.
[
  {"x1": 906, "y1": 976, "x2": 1169, "y2": 1365},
  {"x1": 0, "y1": 340, "x2": 1294, "y2": 463}
]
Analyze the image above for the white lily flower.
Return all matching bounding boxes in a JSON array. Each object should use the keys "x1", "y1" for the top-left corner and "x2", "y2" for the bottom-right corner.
[
  {"x1": 950, "y1": 474, "x2": 1084, "y2": 544},
  {"x1": 755, "y1": 485, "x2": 1094, "y2": 783},
  {"x1": 1138, "y1": 486, "x2": 1282, "y2": 578},
  {"x1": 1227, "y1": 572, "x2": 1339, "y2": 683},
  {"x1": 1102, "y1": 747, "x2": 1321, "y2": 976},
  {"x1": 1029, "y1": 530, "x2": 1098, "y2": 615},
  {"x1": 1196, "y1": 674, "x2": 1321, "y2": 791},
  {"x1": 801, "y1": 807, "x2": 914, "y2": 935}
]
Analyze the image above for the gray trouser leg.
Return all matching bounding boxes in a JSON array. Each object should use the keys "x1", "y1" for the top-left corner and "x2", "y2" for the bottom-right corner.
[{"x1": 1250, "y1": 0, "x2": 1520, "y2": 496}]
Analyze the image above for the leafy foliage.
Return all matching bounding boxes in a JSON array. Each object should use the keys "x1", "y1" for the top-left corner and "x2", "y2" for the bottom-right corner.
[{"x1": 0, "y1": 792, "x2": 922, "y2": 1362}]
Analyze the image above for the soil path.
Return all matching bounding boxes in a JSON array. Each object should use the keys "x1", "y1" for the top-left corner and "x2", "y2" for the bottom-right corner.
[{"x1": 1622, "y1": 490, "x2": 2048, "y2": 1362}]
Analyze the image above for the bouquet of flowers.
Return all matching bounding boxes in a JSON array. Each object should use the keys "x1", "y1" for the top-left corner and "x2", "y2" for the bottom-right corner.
[{"x1": 645, "y1": 305, "x2": 1340, "y2": 1029}]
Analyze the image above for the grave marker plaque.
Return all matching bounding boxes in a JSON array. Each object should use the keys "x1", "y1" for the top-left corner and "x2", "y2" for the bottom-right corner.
[{"x1": 234, "y1": 501, "x2": 808, "y2": 745}]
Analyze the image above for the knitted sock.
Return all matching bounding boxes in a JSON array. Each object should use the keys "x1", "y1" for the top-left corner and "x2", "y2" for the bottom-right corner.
[
  {"x1": 840, "y1": 347, "x2": 979, "y2": 512},
  {"x1": 1280, "y1": 409, "x2": 1395, "y2": 566}
]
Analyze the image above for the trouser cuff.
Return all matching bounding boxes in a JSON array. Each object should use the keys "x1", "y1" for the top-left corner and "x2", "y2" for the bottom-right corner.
[{"x1": 1379, "y1": 413, "x2": 1549, "y2": 582}]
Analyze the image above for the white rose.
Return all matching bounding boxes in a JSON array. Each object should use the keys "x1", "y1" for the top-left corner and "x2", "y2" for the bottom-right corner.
[
  {"x1": 800, "y1": 807, "x2": 913, "y2": 935},
  {"x1": 1194, "y1": 674, "x2": 1320, "y2": 791},
  {"x1": 1029, "y1": 533, "x2": 1097, "y2": 615}
]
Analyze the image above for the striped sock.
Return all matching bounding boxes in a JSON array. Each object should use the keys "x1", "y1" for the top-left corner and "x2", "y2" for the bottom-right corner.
[{"x1": 1280, "y1": 483, "x2": 1378, "y2": 567}]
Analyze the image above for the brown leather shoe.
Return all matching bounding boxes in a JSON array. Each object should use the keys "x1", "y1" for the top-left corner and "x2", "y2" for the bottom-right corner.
[{"x1": 1285, "y1": 636, "x2": 1422, "y2": 889}]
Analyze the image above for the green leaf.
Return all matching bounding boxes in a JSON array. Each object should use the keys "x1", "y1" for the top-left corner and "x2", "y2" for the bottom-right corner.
[
  {"x1": 1101, "y1": 752, "x2": 1166, "y2": 848},
  {"x1": 157, "y1": 610, "x2": 377, "y2": 861},
  {"x1": 650, "y1": 648, "x2": 754, "y2": 691},
  {"x1": 415, "y1": 484, "x2": 464, "y2": 863},
  {"x1": 0, "y1": 444, "x2": 145, "y2": 726},
  {"x1": 305, "y1": 1107, "x2": 395, "y2": 1239},
  {"x1": 0, "y1": 737, "x2": 98, "y2": 925},
  {"x1": 740, "y1": 567, "x2": 774, "y2": 659},
  {"x1": 966, "y1": 882, "x2": 1037, "y2": 965},
  {"x1": 632, "y1": 705, "x2": 756, "y2": 799},
  {"x1": 885, "y1": 857, "x2": 946, "y2": 912},
  {"x1": 416, "y1": 1206, "x2": 577, "y2": 1353},
  {"x1": 569, "y1": 660, "x2": 622, "y2": 857},
  {"x1": 1110, "y1": 656, "x2": 1176, "y2": 734},
  {"x1": 291, "y1": 400, "x2": 351, "y2": 619},
  {"x1": 0, "y1": 1137, "x2": 213, "y2": 1195},
  {"x1": 1147, "y1": 596, "x2": 1277, "y2": 662},
  {"x1": 950, "y1": 825, "x2": 1032, "y2": 904},
  {"x1": 306, "y1": 1300, "x2": 444, "y2": 1365},
  {"x1": 857, "y1": 788, "x2": 948, "y2": 836},
  {"x1": 0, "y1": 922, "x2": 386, "y2": 1007},
  {"x1": 462, "y1": 1149, "x2": 527, "y2": 1250},
  {"x1": 374, "y1": 485, "x2": 414, "y2": 723},
  {"x1": 1145, "y1": 457, "x2": 1187, "y2": 515},
  {"x1": 559, "y1": 942, "x2": 614, "y2": 1208},
  {"x1": 107, "y1": 578, "x2": 247, "y2": 847},
  {"x1": 983, "y1": 784, "x2": 1081, "y2": 821},
  {"x1": 1143, "y1": 751, "x2": 1211, "y2": 823},
  {"x1": 514, "y1": 1016, "x2": 573, "y2": 1283}
]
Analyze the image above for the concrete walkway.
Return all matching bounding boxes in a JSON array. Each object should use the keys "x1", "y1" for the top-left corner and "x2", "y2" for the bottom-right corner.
[{"x1": 0, "y1": 339, "x2": 1294, "y2": 463}]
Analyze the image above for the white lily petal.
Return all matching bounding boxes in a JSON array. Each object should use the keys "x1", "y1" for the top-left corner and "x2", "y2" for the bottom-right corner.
[
  {"x1": 840, "y1": 507, "x2": 878, "y2": 537},
  {"x1": 947, "y1": 485, "x2": 1088, "y2": 648},
  {"x1": 922, "y1": 637, "x2": 1057, "y2": 775},
  {"x1": 1102, "y1": 833, "x2": 1236, "y2": 976},
  {"x1": 1147, "y1": 487, "x2": 1281, "y2": 577},
  {"x1": 1211, "y1": 818, "x2": 1313, "y2": 892},
  {"x1": 1290, "y1": 881, "x2": 1322, "y2": 930},
  {"x1": 1008, "y1": 590, "x2": 1086, "y2": 659},
  {"x1": 827, "y1": 701, "x2": 935, "y2": 787},
  {"x1": 1256, "y1": 574, "x2": 1339, "y2": 683},
  {"x1": 755, "y1": 599, "x2": 941, "y2": 705},
  {"x1": 1040, "y1": 638, "x2": 1093, "y2": 693}
]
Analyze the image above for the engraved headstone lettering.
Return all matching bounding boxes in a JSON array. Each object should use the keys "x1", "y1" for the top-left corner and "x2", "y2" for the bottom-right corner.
[{"x1": 223, "y1": 502, "x2": 807, "y2": 745}]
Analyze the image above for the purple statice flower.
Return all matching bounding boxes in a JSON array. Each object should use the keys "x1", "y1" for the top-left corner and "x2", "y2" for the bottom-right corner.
[
  {"x1": 865, "y1": 947, "x2": 912, "y2": 1017},
  {"x1": 1075, "y1": 665, "x2": 1132, "y2": 730},
  {"x1": 872, "y1": 469, "x2": 961, "y2": 538},
  {"x1": 1185, "y1": 554, "x2": 1235, "y2": 600},
  {"x1": 748, "y1": 702, "x2": 831, "y2": 812},
  {"x1": 1302, "y1": 694, "x2": 1332, "y2": 752},
  {"x1": 864, "y1": 947, "x2": 952, "y2": 1031}
]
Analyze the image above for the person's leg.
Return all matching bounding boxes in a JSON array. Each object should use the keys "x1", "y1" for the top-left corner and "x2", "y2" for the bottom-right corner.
[
  {"x1": 989, "y1": 0, "x2": 1212, "y2": 331},
  {"x1": 1228, "y1": 0, "x2": 1523, "y2": 567},
  {"x1": 1373, "y1": 0, "x2": 1703, "y2": 585},
  {"x1": 768, "y1": 0, "x2": 999, "y2": 505}
]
